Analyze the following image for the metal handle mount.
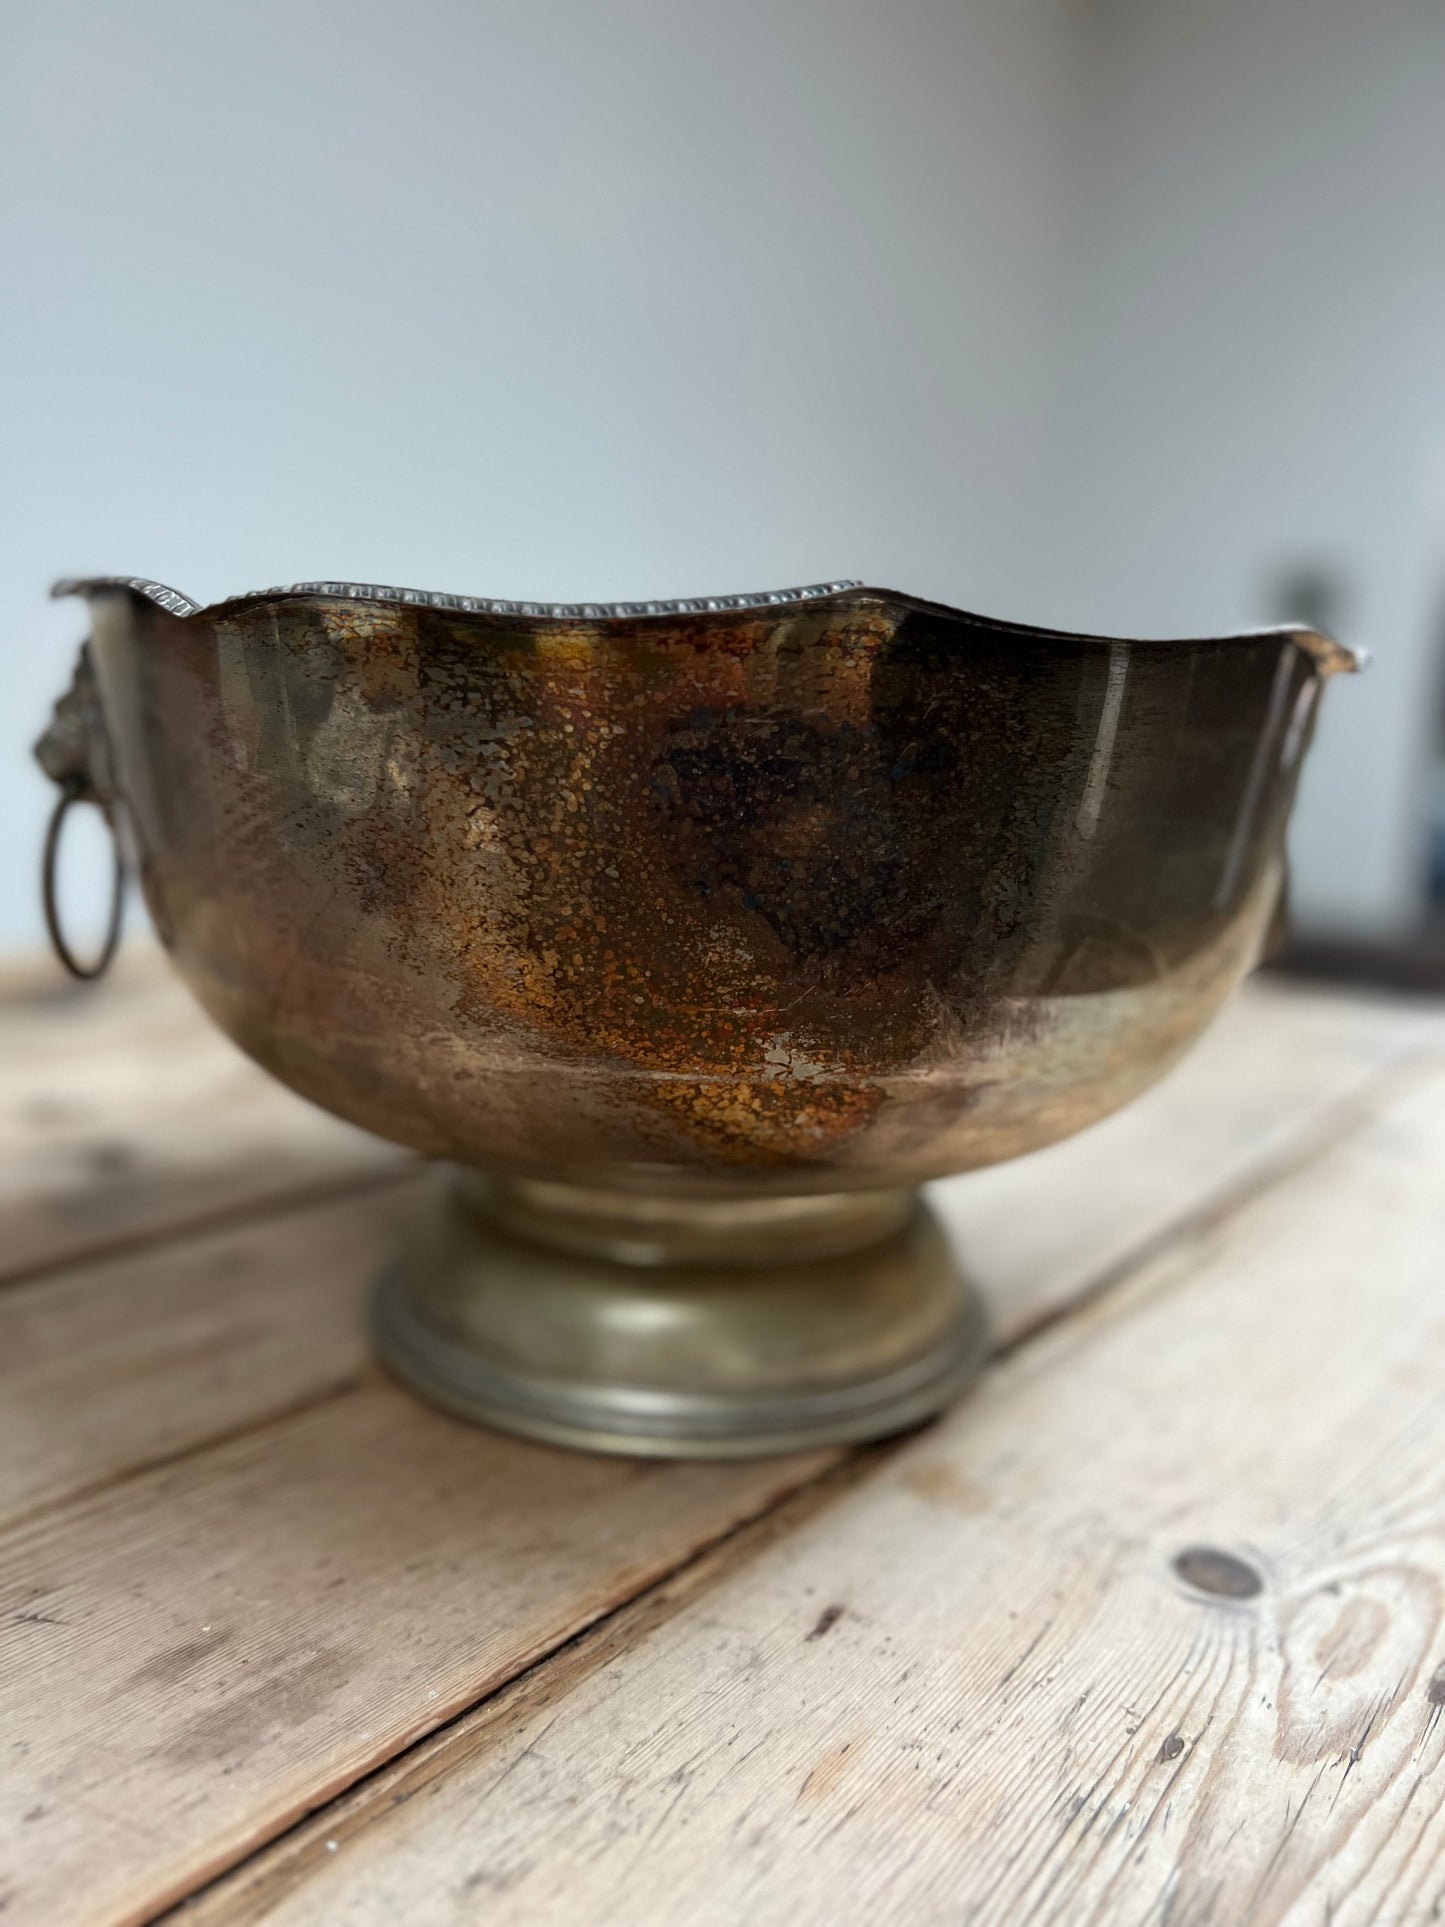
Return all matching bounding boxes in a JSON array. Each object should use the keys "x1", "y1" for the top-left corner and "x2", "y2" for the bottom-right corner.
[{"x1": 33, "y1": 643, "x2": 126, "y2": 982}]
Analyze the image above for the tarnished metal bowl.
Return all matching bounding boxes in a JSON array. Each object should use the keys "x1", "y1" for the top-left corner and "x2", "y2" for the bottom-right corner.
[{"x1": 37, "y1": 576, "x2": 1357, "y2": 1455}]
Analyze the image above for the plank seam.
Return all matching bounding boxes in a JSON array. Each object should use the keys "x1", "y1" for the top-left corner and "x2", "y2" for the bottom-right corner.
[
  {"x1": 22, "y1": 1047, "x2": 1439, "y2": 1557},
  {"x1": 991, "y1": 1044, "x2": 1445, "y2": 1362},
  {"x1": 0, "y1": 1163, "x2": 419, "y2": 1296},
  {"x1": 0, "y1": 1374, "x2": 367, "y2": 1535},
  {"x1": 156, "y1": 1448, "x2": 890, "y2": 1926},
  {"x1": 149, "y1": 1041, "x2": 1445, "y2": 1925}
]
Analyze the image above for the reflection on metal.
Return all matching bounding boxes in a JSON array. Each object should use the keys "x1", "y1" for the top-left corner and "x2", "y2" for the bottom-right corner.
[
  {"x1": 35, "y1": 575, "x2": 1358, "y2": 1455},
  {"x1": 1280, "y1": 676, "x2": 1320, "y2": 773},
  {"x1": 1075, "y1": 642, "x2": 1130, "y2": 841},
  {"x1": 1215, "y1": 642, "x2": 1297, "y2": 910}
]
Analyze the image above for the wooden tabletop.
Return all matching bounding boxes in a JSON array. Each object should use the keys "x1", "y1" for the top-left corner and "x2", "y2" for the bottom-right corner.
[{"x1": 5, "y1": 955, "x2": 1445, "y2": 1926}]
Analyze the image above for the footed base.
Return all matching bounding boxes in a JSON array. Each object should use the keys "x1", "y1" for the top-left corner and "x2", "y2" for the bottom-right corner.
[{"x1": 372, "y1": 1171, "x2": 989, "y2": 1459}]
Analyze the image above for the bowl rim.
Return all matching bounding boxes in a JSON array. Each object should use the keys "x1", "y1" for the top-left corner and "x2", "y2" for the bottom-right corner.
[{"x1": 51, "y1": 574, "x2": 1363, "y2": 675}]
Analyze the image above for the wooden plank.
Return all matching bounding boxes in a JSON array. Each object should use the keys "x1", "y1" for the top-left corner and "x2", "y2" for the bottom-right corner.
[
  {"x1": 0, "y1": 949, "x2": 401, "y2": 1284},
  {"x1": 928, "y1": 974, "x2": 1445, "y2": 1336},
  {"x1": 0, "y1": 1183, "x2": 421, "y2": 1529},
  {"x1": 0, "y1": 959, "x2": 1430, "y2": 1297},
  {"x1": 0, "y1": 1400, "x2": 831, "y2": 1927},
  {"x1": 0, "y1": 984, "x2": 1438, "y2": 1926},
  {"x1": 3, "y1": 984, "x2": 1431, "y2": 1555},
  {"x1": 191, "y1": 1060, "x2": 1445, "y2": 1927}
]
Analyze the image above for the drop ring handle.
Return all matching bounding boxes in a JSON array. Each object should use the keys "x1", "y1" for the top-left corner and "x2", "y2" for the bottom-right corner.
[{"x1": 41, "y1": 777, "x2": 125, "y2": 981}]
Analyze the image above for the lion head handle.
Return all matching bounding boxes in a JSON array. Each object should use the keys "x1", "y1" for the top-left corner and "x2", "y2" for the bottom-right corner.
[{"x1": 33, "y1": 643, "x2": 125, "y2": 979}]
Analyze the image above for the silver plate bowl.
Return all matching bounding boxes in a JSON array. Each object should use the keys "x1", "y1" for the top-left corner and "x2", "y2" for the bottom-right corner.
[{"x1": 36, "y1": 576, "x2": 1357, "y2": 1455}]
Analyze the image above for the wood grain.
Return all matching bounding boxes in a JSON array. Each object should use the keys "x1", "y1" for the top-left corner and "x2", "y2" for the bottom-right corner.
[
  {"x1": 0, "y1": 1181, "x2": 422, "y2": 1528},
  {"x1": 3, "y1": 981, "x2": 1433, "y2": 1542},
  {"x1": 1, "y1": 976, "x2": 1440, "y2": 1927},
  {"x1": 0, "y1": 1395, "x2": 832, "y2": 1927},
  {"x1": 2, "y1": 986, "x2": 1441, "y2": 1572},
  {"x1": 0, "y1": 950, "x2": 401, "y2": 1284},
  {"x1": 0, "y1": 957, "x2": 1432, "y2": 1298},
  {"x1": 927, "y1": 975, "x2": 1443, "y2": 1336},
  {"x1": 194, "y1": 1062, "x2": 1445, "y2": 1927}
]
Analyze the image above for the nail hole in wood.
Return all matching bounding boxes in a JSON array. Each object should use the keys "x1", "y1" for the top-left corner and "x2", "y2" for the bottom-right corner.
[{"x1": 1173, "y1": 1546, "x2": 1262, "y2": 1599}]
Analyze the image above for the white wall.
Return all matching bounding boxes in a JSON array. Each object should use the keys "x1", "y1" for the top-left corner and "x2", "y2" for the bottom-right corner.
[
  {"x1": 5, "y1": 0, "x2": 1443, "y2": 957},
  {"x1": 1037, "y1": 0, "x2": 1445, "y2": 938},
  {"x1": 0, "y1": 0, "x2": 1078, "y2": 951}
]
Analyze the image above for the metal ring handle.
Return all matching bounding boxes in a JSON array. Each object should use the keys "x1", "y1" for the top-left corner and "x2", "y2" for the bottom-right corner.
[{"x1": 41, "y1": 781, "x2": 125, "y2": 981}]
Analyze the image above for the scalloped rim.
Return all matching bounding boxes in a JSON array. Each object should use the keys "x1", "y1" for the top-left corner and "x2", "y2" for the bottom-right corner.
[
  {"x1": 52, "y1": 576, "x2": 861, "y2": 622},
  {"x1": 50, "y1": 574, "x2": 1363, "y2": 674}
]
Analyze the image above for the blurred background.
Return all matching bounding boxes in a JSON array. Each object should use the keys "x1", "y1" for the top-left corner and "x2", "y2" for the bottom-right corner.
[{"x1": 4, "y1": 0, "x2": 1444, "y2": 969}]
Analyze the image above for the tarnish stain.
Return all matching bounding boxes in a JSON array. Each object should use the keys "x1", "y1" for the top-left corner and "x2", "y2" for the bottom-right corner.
[
  {"x1": 1074, "y1": 642, "x2": 1129, "y2": 840},
  {"x1": 72, "y1": 586, "x2": 1334, "y2": 1190}
]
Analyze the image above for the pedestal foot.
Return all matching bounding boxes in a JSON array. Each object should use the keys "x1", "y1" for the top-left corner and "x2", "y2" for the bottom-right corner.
[{"x1": 372, "y1": 1171, "x2": 989, "y2": 1459}]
